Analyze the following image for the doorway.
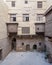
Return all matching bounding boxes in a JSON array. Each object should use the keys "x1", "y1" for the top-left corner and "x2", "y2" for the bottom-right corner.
[
  {"x1": 11, "y1": 38, "x2": 16, "y2": 50},
  {"x1": 26, "y1": 44, "x2": 30, "y2": 51},
  {"x1": 0, "y1": 49, "x2": 2, "y2": 60},
  {"x1": 33, "y1": 44, "x2": 37, "y2": 49}
]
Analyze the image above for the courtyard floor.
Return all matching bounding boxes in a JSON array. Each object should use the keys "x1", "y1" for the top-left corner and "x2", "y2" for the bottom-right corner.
[{"x1": 0, "y1": 51, "x2": 52, "y2": 65}]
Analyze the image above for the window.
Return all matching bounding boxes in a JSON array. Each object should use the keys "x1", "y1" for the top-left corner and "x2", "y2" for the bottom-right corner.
[
  {"x1": 10, "y1": 14, "x2": 16, "y2": 22},
  {"x1": 39, "y1": 42, "x2": 41, "y2": 46},
  {"x1": 22, "y1": 27, "x2": 30, "y2": 34},
  {"x1": 37, "y1": 1, "x2": 42, "y2": 8},
  {"x1": 37, "y1": 28, "x2": 39, "y2": 30},
  {"x1": 22, "y1": 43, "x2": 24, "y2": 46},
  {"x1": 11, "y1": 1, "x2": 15, "y2": 7},
  {"x1": 37, "y1": 14, "x2": 43, "y2": 21},
  {"x1": 23, "y1": 14, "x2": 29, "y2": 22},
  {"x1": 25, "y1": 0, "x2": 28, "y2": 4}
]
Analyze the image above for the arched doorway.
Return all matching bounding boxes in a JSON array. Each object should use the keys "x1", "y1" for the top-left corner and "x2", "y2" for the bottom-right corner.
[
  {"x1": 33, "y1": 44, "x2": 37, "y2": 50},
  {"x1": 11, "y1": 38, "x2": 16, "y2": 50},
  {"x1": 26, "y1": 44, "x2": 30, "y2": 51}
]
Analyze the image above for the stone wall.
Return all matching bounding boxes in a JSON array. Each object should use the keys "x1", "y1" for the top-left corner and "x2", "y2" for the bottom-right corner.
[
  {"x1": 0, "y1": 38, "x2": 11, "y2": 59},
  {"x1": 16, "y1": 36, "x2": 45, "y2": 51}
]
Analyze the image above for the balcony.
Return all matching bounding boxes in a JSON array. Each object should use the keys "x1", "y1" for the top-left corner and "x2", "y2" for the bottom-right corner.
[
  {"x1": 35, "y1": 23, "x2": 45, "y2": 35},
  {"x1": 6, "y1": 22, "x2": 18, "y2": 33}
]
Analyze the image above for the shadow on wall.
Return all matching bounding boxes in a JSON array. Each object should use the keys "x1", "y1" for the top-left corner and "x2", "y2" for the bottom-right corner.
[
  {"x1": 0, "y1": 49, "x2": 2, "y2": 60},
  {"x1": 11, "y1": 38, "x2": 16, "y2": 50}
]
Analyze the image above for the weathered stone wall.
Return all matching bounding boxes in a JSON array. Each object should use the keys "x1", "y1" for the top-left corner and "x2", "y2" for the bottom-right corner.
[
  {"x1": 0, "y1": 38, "x2": 11, "y2": 59},
  {"x1": 16, "y1": 37, "x2": 45, "y2": 51},
  {"x1": 0, "y1": 0, "x2": 11, "y2": 60}
]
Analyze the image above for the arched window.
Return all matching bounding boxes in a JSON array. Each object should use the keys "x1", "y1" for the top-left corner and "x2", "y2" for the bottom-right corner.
[
  {"x1": 33, "y1": 44, "x2": 37, "y2": 49},
  {"x1": 26, "y1": 44, "x2": 30, "y2": 51},
  {"x1": 22, "y1": 42, "x2": 24, "y2": 46},
  {"x1": 39, "y1": 42, "x2": 41, "y2": 46}
]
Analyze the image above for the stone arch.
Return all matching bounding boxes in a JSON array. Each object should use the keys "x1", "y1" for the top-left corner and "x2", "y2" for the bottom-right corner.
[
  {"x1": 11, "y1": 37, "x2": 16, "y2": 50},
  {"x1": 33, "y1": 44, "x2": 37, "y2": 49},
  {"x1": 26, "y1": 44, "x2": 30, "y2": 51}
]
